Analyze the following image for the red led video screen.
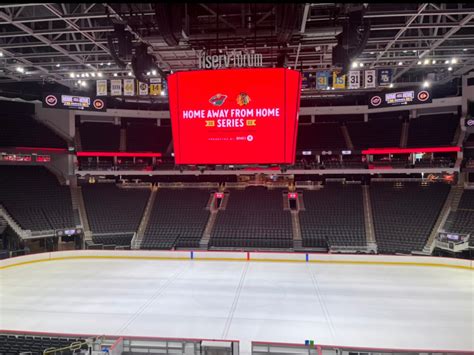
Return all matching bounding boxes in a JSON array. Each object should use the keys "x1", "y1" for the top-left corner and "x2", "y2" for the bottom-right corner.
[{"x1": 168, "y1": 68, "x2": 301, "y2": 165}]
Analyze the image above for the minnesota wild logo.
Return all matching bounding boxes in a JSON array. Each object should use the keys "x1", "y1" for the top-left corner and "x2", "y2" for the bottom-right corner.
[
  {"x1": 236, "y1": 92, "x2": 251, "y2": 106},
  {"x1": 209, "y1": 93, "x2": 227, "y2": 106}
]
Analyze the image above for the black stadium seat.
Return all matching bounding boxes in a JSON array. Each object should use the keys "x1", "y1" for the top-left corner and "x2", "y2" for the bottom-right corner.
[
  {"x1": 209, "y1": 187, "x2": 293, "y2": 249},
  {"x1": 0, "y1": 166, "x2": 75, "y2": 231},
  {"x1": 299, "y1": 183, "x2": 366, "y2": 249},
  {"x1": 141, "y1": 188, "x2": 211, "y2": 249},
  {"x1": 370, "y1": 182, "x2": 450, "y2": 254}
]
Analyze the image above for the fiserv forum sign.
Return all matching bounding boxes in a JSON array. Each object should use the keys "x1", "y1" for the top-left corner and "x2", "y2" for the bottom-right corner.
[{"x1": 197, "y1": 50, "x2": 263, "y2": 70}]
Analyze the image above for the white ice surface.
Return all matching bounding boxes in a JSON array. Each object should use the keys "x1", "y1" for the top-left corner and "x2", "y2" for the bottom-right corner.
[{"x1": 0, "y1": 259, "x2": 472, "y2": 353}]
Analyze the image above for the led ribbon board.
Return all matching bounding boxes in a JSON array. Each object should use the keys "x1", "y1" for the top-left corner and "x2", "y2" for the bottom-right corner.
[
  {"x1": 368, "y1": 88, "x2": 431, "y2": 109},
  {"x1": 43, "y1": 93, "x2": 106, "y2": 112},
  {"x1": 168, "y1": 68, "x2": 301, "y2": 165}
]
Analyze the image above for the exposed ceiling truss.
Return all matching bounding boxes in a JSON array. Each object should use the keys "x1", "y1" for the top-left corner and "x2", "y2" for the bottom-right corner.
[{"x1": 0, "y1": 3, "x2": 473, "y2": 90}]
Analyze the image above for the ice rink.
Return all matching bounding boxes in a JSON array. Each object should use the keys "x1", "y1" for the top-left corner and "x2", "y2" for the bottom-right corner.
[{"x1": 1, "y1": 257, "x2": 473, "y2": 353}]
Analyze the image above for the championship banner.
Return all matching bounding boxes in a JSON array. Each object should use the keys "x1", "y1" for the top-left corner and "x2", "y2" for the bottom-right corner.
[
  {"x1": 123, "y1": 79, "x2": 135, "y2": 96},
  {"x1": 364, "y1": 70, "x2": 376, "y2": 89},
  {"x1": 149, "y1": 78, "x2": 161, "y2": 96},
  {"x1": 316, "y1": 71, "x2": 329, "y2": 90},
  {"x1": 348, "y1": 71, "x2": 360, "y2": 89},
  {"x1": 302, "y1": 72, "x2": 314, "y2": 89},
  {"x1": 138, "y1": 82, "x2": 148, "y2": 96},
  {"x1": 332, "y1": 71, "x2": 346, "y2": 89},
  {"x1": 96, "y1": 80, "x2": 107, "y2": 96},
  {"x1": 378, "y1": 69, "x2": 392, "y2": 87},
  {"x1": 110, "y1": 79, "x2": 122, "y2": 96}
]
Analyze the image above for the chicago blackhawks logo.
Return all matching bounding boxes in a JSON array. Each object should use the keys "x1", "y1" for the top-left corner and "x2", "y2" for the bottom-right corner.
[{"x1": 236, "y1": 92, "x2": 251, "y2": 106}]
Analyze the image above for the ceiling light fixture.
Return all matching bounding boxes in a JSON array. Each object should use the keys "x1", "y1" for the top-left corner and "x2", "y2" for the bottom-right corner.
[
  {"x1": 423, "y1": 81, "x2": 430, "y2": 88},
  {"x1": 423, "y1": 59, "x2": 429, "y2": 65},
  {"x1": 69, "y1": 73, "x2": 75, "y2": 78}
]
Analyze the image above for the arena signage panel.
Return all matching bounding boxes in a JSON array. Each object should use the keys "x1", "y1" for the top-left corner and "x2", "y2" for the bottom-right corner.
[
  {"x1": 42, "y1": 93, "x2": 106, "y2": 112},
  {"x1": 368, "y1": 88, "x2": 432, "y2": 109},
  {"x1": 168, "y1": 68, "x2": 301, "y2": 165}
]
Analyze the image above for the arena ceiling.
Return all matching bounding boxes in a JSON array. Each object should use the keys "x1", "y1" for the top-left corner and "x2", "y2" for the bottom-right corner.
[{"x1": 0, "y1": 3, "x2": 473, "y2": 96}]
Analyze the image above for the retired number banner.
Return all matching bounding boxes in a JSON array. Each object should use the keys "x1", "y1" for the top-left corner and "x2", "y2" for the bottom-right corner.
[
  {"x1": 348, "y1": 71, "x2": 360, "y2": 89},
  {"x1": 110, "y1": 79, "x2": 122, "y2": 96},
  {"x1": 96, "y1": 80, "x2": 107, "y2": 96},
  {"x1": 364, "y1": 70, "x2": 376, "y2": 89}
]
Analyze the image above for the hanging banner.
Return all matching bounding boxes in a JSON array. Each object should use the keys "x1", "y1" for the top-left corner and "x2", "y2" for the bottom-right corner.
[
  {"x1": 332, "y1": 71, "x2": 346, "y2": 89},
  {"x1": 123, "y1": 79, "x2": 135, "y2": 96},
  {"x1": 378, "y1": 69, "x2": 392, "y2": 87},
  {"x1": 348, "y1": 71, "x2": 360, "y2": 89},
  {"x1": 138, "y1": 82, "x2": 148, "y2": 96},
  {"x1": 316, "y1": 71, "x2": 330, "y2": 90},
  {"x1": 302, "y1": 72, "x2": 311, "y2": 89},
  {"x1": 149, "y1": 78, "x2": 161, "y2": 96},
  {"x1": 364, "y1": 70, "x2": 376, "y2": 89},
  {"x1": 110, "y1": 79, "x2": 122, "y2": 96},
  {"x1": 96, "y1": 80, "x2": 107, "y2": 96}
]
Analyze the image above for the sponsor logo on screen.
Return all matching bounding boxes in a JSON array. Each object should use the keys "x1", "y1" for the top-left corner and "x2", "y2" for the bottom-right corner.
[
  {"x1": 417, "y1": 90, "x2": 430, "y2": 102},
  {"x1": 236, "y1": 93, "x2": 251, "y2": 106},
  {"x1": 45, "y1": 95, "x2": 58, "y2": 106},
  {"x1": 467, "y1": 119, "x2": 474, "y2": 127},
  {"x1": 370, "y1": 95, "x2": 382, "y2": 107},
  {"x1": 209, "y1": 94, "x2": 228, "y2": 106},
  {"x1": 93, "y1": 99, "x2": 104, "y2": 110}
]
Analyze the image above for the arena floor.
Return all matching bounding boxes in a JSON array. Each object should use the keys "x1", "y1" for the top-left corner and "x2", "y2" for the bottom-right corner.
[{"x1": 0, "y1": 258, "x2": 472, "y2": 353}]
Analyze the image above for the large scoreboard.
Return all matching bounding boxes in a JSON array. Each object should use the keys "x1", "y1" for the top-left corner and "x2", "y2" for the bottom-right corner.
[
  {"x1": 43, "y1": 93, "x2": 106, "y2": 112},
  {"x1": 168, "y1": 68, "x2": 301, "y2": 165}
]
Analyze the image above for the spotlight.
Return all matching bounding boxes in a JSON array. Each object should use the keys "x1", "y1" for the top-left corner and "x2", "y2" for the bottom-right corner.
[
  {"x1": 444, "y1": 60, "x2": 450, "y2": 64},
  {"x1": 160, "y1": 90, "x2": 165, "y2": 96},
  {"x1": 107, "y1": 62, "x2": 111, "y2": 66},
  {"x1": 81, "y1": 81, "x2": 87, "y2": 87},
  {"x1": 151, "y1": 69, "x2": 157, "y2": 76},
  {"x1": 403, "y1": 50, "x2": 407, "y2": 53},
  {"x1": 423, "y1": 59, "x2": 429, "y2": 65},
  {"x1": 451, "y1": 58, "x2": 457, "y2": 64},
  {"x1": 389, "y1": 83, "x2": 394, "y2": 88},
  {"x1": 97, "y1": 72, "x2": 103, "y2": 77},
  {"x1": 91, "y1": 72, "x2": 96, "y2": 77},
  {"x1": 85, "y1": 73, "x2": 90, "y2": 77},
  {"x1": 78, "y1": 80, "x2": 82, "y2": 84},
  {"x1": 100, "y1": 63, "x2": 104, "y2": 66},
  {"x1": 69, "y1": 73, "x2": 75, "y2": 78},
  {"x1": 417, "y1": 61, "x2": 422, "y2": 65},
  {"x1": 81, "y1": 73, "x2": 85, "y2": 78},
  {"x1": 463, "y1": 48, "x2": 467, "y2": 51},
  {"x1": 56, "y1": 63, "x2": 60, "y2": 68},
  {"x1": 448, "y1": 66, "x2": 453, "y2": 71},
  {"x1": 76, "y1": 74, "x2": 80, "y2": 78},
  {"x1": 398, "y1": 61, "x2": 403, "y2": 66},
  {"x1": 422, "y1": 81, "x2": 430, "y2": 88},
  {"x1": 359, "y1": 62, "x2": 364, "y2": 67},
  {"x1": 351, "y1": 62, "x2": 358, "y2": 69},
  {"x1": 432, "y1": 60, "x2": 436, "y2": 64},
  {"x1": 16, "y1": 66, "x2": 24, "y2": 73},
  {"x1": 370, "y1": 52, "x2": 374, "y2": 55},
  {"x1": 0, "y1": 51, "x2": 3, "y2": 57},
  {"x1": 412, "y1": 50, "x2": 416, "y2": 53},
  {"x1": 113, "y1": 73, "x2": 118, "y2": 77},
  {"x1": 146, "y1": 71, "x2": 151, "y2": 76}
]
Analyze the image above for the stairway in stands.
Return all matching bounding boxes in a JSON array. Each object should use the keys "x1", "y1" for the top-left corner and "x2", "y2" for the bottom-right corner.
[
  {"x1": 132, "y1": 185, "x2": 158, "y2": 249},
  {"x1": 422, "y1": 184, "x2": 464, "y2": 254},
  {"x1": 362, "y1": 185, "x2": 377, "y2": 252},
  {"x1": 70, "y1": 183, "x2": 92, "y2": 244}
]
